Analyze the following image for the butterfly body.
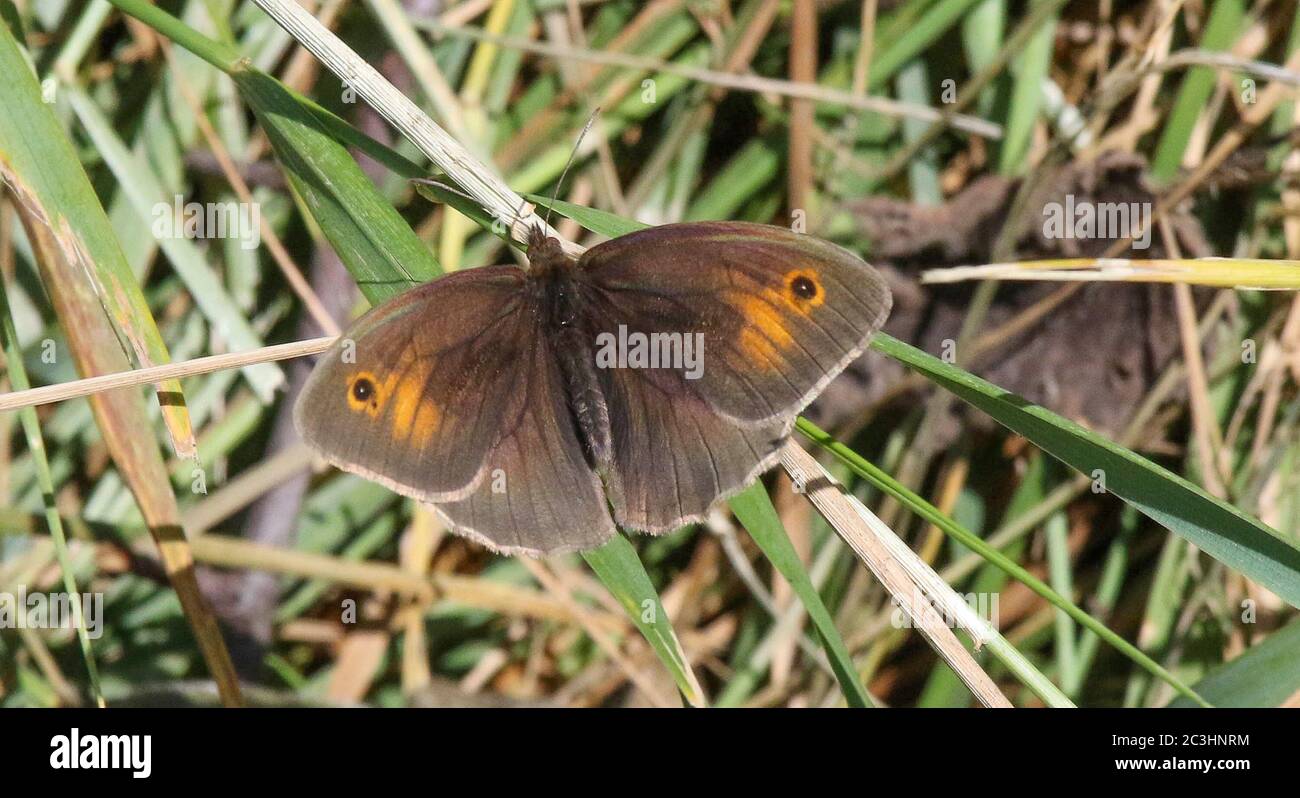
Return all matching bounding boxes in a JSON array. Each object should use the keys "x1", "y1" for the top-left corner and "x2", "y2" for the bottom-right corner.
[
  {"x1": 526, "y1": 233, "x2": 615, "y2": 470},
  {"x1": 295, "y1": 222, "x2": 891, "y2": 556}
]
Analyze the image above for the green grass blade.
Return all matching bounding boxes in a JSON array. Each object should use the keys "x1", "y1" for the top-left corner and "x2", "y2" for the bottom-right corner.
[
  {"x1": 1167, "y1": 619, "x2": 1300, "y2": 708},
  {"x1": 530, "y1": 195, "x2": 648, "y2": 236},
  {"x1": 109, "y1": 0, "x2": 427, "y2": 182},
  {"x1": 1151, "y1": 0, "x2": 1247, "y2": 182},
  {"x1": 582, "y1": 536, "x2": 706, "y2": 706},
  {"x1": 961, "y1": 0, "x2": 1007, "y2": 117},
  {"x1": 62, "y1": 84, "x2": 284, "y2": 400},
  {"x1": 729, "y1": 483, "x2": 874, "y2": 707},
  {"x1": 870, "y1": 333, "x2": 1300, "y2": 609},
  {"x1": 895, "y1": 58, "x2": 942, "y2": 203},
  {"x1": 111, "y1": 0, "x2": 442, "y2": 307},
  {"x1": 795, "y1": 416, "x2": 1209, "y2": 707},
  {"x1": 997, "y1": 0, "x2": 1055, "y2": 175},
  {"x1": 234, "y1": 67, "x2": 442, "y2": 304},
  {"x1": 0, "y1": 277, "x2": 104, "y2": 707},
  {"x1": 870, "y1": 0, "x2": 983, "y2": 90},
  {"x1": 0, "y1": 14, "x2": 198, "y2": 457},
  {"x1": 1043, "y1": 511, "x2": 1078, "y2": 688}
]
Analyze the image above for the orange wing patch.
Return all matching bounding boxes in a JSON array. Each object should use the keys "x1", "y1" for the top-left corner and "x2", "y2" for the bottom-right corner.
[
  {"x1": 389, "y1": 357, "x2": 439, "y2": 447},
  {"x1": 726, "y1": 271, "x2": 826, "y2": 370},
  {"x1": 345, "y1": 356, "x2": 440, "y2": 446},
  {"x1": 727, "y1": 290, "x2": 794, "y2": 370}
]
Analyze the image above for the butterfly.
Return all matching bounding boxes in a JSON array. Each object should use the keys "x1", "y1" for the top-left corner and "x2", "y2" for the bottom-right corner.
[{"x1": 294, "y1": 221, "x2": 891, "y2": 556}]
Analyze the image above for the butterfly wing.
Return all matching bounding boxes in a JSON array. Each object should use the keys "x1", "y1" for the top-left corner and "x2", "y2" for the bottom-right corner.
[
  {"x1": 295, "y1": 268, "x2": 615, "y2": 555},
  {"x1": 579, "y1": 222, "x2": 892, "y2": 424},
  {"x1": 432, "y1": 329, "x2": 617, "y2": 555},
  {"x1": 576, "y1": 221, "x2": 891, "y2": 531},
  {"x1": 593, "y1": 360, "x2": 792, "y2": 531},
  {"x1": 295, "y1": 268, "x2": 526, "y2": 501}
]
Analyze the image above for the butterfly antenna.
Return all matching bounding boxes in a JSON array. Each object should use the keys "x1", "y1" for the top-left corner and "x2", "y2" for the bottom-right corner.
[{"x1": 543, "y1": 108, "x2": 600, "y2": 229}]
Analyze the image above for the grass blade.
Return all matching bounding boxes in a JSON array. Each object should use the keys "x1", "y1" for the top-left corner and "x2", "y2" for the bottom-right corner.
[
  {"x1": 0, "y1": 275, "x2": 103, "y2": 706},
  {"x1": 62, "y1": 84, "x2": 284, "y2": 400},
  {"x1": 1167, "y1": 619, "x2": 1300, "y2": 708},
  {"x1": 582, "y1": 536, "x2": 706, "y2": 706},
  {"x1": 870, "y1": 332, "x2": 1300, "y2": 609},
  {"x1": 234, "y1": 67, "x2": 443, "y2": 303},
  {"x1": 997, "y1": 0, "x2": 1055, "y2": 174},
  {"x1": 1150, "y1": 0, "x2": 1247, "y2": 182},
  {"x1": 0, "y1": 14, "x2": 198, "y2": 458},
  {"x1": 0, "y1": 12, "x2": 242, "y2": 705},
  {"x1": 9, "y1": 151, "x2": 244, "y2": 708},
  {"x1": 729, "y1": 483, "x2": 874, "y2": 707},
  {"x1": 796, "y1": 416, "x2": 1208, "y2": 706},
  {"x1": 922, "y1": 257, "x2": 1300, "y2": 288}
]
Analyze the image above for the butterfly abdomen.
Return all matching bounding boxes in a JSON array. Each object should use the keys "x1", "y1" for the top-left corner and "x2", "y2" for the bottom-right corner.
[
  {"x1": 539, "y1": 269, "x2": 614, "y2": 471},
  {"x1": 559, "y1": 342, "x2": 613, "y2": 469}
]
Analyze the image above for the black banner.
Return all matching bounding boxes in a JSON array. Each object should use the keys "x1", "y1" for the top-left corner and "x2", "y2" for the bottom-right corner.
[{"x1": 4, "y1": 708, "x2": 1282, "y2": 784}]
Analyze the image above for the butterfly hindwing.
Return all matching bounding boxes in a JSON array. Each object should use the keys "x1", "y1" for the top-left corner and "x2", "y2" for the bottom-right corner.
[
  {"x1": 593, "y1": 358, "x2": 791, "y2": 531},
  {"x1": 433, "y1": 331, "x2": 617, "y2": 555}
]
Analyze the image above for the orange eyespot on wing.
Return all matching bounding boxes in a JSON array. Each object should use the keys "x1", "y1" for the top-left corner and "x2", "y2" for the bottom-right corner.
[
  {"x1": 347, "y1": 371, "x2": 383, "y2": 417},
  {"x1": 784, "y1": 269, "x2": 824, "y2": 311},
  {"x1": 345, "y1": 356, "x2": 441, "y2": 446},
  {"x1": 722, "y1": 270, "x2": 828, "y2": 368}
]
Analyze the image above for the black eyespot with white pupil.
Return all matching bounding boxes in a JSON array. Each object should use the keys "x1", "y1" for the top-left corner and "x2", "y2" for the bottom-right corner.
[
  {"x1": 791, "y1": 275, "x2": 818, "y2": 300},
  {"x1": 352, "y1": 378, "x2": 375, "y2": 402}
]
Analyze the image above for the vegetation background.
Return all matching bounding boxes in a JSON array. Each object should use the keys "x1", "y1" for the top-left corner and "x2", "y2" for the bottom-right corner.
[{"x1": 2, "y1": 0, "x2": 1300, "y2": 708}]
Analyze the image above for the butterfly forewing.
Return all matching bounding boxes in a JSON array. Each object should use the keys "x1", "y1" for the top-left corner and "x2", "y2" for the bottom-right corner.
[
  {"x1": 577, "y1": 222, "x2": 892, "y2": 425},
  {"x1": 294, "y1": 266, "x2": 617, "y2": 555},
  {"x1": 295, "y1": 268, "x2": 531, "y2": 502}
]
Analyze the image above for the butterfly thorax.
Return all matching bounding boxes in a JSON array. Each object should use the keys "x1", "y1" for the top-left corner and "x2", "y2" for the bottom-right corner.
[
  {"x1": 524, "y1": 227, "x2": 572, "y2": 278},
  {"x1": 528, "y1": 232, "x2": 614, "y2": 472}
]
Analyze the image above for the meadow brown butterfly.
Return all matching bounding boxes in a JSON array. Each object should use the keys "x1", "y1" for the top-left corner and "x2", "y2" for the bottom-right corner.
[{"x1": 294, "y1": 222, "x2": 891, "y2": 556}]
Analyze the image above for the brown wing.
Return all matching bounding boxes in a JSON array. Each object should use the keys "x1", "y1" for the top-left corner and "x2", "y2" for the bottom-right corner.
[
  {"x1": 577, "y1": 221, "x2": 892, "y2": 425},
  {"x1": 295, "y1": 268, "x2": 529, "y2": 502},
  {"x1": 574, "y1": 222, "x2": 891, "y2": 531},
  {"x1": 594, "y1": 360, "x2": 791, "y2": 532},
  {"x1": 295, "y1": 267, "x2": 614, "y2": 555},
  {"x1": 432, "y1": 329, "x2": 617, "y2": 555}
]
